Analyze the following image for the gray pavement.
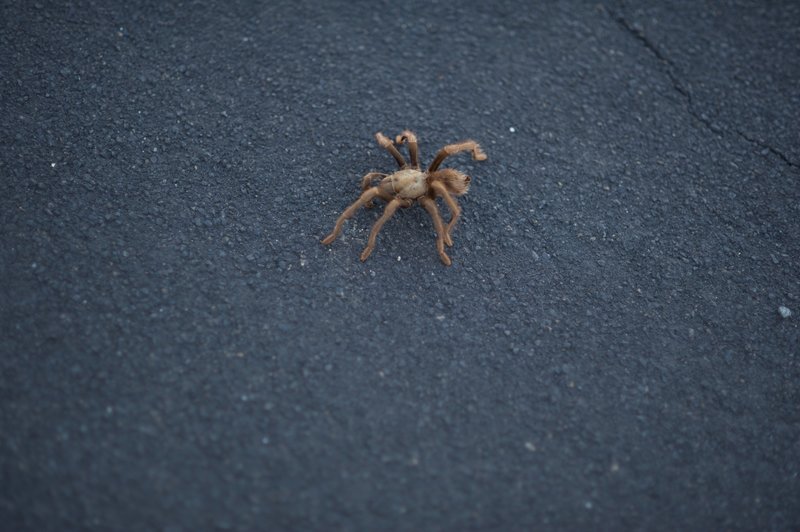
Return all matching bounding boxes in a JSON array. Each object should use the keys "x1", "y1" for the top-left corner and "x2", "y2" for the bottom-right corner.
[{"x1": 1, "y1": 0, "x2": 799, "y2": 530}]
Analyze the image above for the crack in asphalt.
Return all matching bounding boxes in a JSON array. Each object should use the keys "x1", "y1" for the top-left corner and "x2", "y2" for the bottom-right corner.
[
  {"x1": 607, "y1": 5, "x2": 799, "y2": 170},
  {"x1": 734, "y1": 128, "x2": 798, "y2": 169}
]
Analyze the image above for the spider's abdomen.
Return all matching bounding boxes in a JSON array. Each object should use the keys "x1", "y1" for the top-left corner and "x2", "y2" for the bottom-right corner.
[{"x1": 386, "y1": 168, "x2": 428, "y2": 199}]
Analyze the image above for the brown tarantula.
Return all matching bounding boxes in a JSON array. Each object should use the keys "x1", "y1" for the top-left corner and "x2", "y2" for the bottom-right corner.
[{"x1": 321, "y1": 130, "x2": 487, "y2": 265}]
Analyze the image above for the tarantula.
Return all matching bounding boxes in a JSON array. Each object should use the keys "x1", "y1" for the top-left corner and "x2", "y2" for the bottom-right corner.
[{"x1": 321, "y1": 130, "x2": 487, "y2": 265}]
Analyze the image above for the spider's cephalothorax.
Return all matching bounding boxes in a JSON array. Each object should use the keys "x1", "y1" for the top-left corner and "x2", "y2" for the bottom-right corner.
[{"x1": 321, "y1": 130, "x2": 487, "y2": 265}]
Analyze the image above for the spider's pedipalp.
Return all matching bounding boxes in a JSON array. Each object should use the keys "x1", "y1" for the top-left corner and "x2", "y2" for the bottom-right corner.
[
  {"x1": 394, "y1": 130, "x2": 420, "y2": 168},
  {"x1": 428, "y1": 140, "x2": 487, "y2": 172}
]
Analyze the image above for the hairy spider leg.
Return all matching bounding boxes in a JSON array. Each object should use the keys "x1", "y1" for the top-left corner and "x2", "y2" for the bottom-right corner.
[
  {"x1": 359, "y1": 198, "x2": 406, "y2": 262},
  {"x1": 427, "y1": 140, "x2": 487, "y2": 172},
  {"x1": 419, "y1": 196, "x2": 452, "y2": 266},
  {"x1": 394, "y1": 130, "x2": 420, "y2": 168},
  {"x1": 375, "y1": 132, "x2": 407, "y2": 168},
  {"x1": 429, "y1": 180, "x2": 460, "y2": 246},
  {"x1": 321, "y1": 187, "x2": 382, "y2": 245},
  {"x1": 360, "y1": 172, "x2": 386, "y2": 208}
]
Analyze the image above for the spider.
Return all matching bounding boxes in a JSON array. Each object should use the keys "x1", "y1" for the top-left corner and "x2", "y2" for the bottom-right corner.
[{"x1": 321, "y1": 130, "x2": 487, "y2": 265}]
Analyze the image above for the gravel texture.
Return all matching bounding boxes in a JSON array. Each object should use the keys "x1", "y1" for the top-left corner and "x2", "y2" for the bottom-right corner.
[{"x1": 2, "y1": 0, "x2": 799, "y2": 530}]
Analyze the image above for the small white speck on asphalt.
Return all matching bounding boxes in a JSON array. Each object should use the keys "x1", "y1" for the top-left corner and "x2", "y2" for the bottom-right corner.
[
  {"x1": 778, "y1": 306, "x2": 792, "y2": 318},
  {"x1": 509, "y1": 127, "x2": 516, "y2": 133}
]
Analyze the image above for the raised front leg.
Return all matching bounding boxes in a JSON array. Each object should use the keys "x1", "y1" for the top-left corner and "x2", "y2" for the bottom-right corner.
[
  {"x1": 428, "y1": 140, "x2": 487, "y2": 172},
  {"x1": 375, "y1": 132, "x2": 407, "y2": 168}
]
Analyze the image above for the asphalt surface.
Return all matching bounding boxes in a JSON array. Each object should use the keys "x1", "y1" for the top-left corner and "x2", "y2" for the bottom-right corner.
[{"x1": 2, "y1": 0, "x2": 799, "y2": 530}]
